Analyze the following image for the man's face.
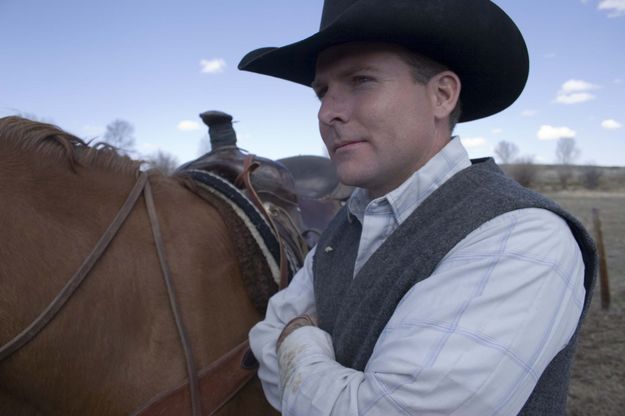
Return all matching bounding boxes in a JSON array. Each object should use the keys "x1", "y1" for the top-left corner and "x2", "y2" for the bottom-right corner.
[{"x1": 313, "y1": 42, "x2": 448, "y2": 198}]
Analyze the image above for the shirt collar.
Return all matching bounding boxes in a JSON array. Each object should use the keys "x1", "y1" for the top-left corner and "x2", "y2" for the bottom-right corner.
[{"x1": 347, "y1": 137, "x2": 472, "y2": 225}]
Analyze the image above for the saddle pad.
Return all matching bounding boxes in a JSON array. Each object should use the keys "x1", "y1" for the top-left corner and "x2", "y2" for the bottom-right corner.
[{"x1": 183, "y1": 169, "x2": 282, "y2": 286}]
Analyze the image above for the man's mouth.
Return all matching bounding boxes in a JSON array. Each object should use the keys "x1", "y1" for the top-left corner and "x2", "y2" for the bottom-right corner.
[{"x1": 333, "y1": 140, "x2": 366, "y2": 153}]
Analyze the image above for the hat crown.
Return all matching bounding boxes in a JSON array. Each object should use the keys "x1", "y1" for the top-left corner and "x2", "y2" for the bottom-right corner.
[{"x1": 320, "y1": 0, "x2": 359, "y2": 29}]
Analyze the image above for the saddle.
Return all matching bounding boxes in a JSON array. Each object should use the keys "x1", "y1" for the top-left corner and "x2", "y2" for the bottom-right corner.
[
  {"x1": 179, "y1": 111, "x2": 352, "y2": 258},
  {"x1": 278, "y1": 155, "x2": 353, "y2": 247}
]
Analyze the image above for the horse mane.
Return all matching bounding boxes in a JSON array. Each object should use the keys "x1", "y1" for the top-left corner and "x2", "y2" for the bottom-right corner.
[{"x1": 0, "y1": 116, "x2": 142, "y2": 174}]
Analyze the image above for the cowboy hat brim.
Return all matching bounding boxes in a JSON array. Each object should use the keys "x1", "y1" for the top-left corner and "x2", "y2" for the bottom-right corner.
[{"x1": 238, "y1": 0, "x2": 529, "y2": 123}]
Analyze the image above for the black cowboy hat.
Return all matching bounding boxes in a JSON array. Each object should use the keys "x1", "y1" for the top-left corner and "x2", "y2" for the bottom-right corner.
[{"x1": 238, "y1": 0, "x2": 529, "y2": 123}]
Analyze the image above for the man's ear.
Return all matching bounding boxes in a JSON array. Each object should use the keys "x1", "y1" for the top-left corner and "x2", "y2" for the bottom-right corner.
[{"x1": 429, "y1": 71, "x2": 461, "y2": 120}]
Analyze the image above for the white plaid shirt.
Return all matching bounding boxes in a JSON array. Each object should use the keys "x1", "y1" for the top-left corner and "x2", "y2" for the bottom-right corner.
[{"x1": 249, "y1": 138, "x2": 585, "y2": 416}]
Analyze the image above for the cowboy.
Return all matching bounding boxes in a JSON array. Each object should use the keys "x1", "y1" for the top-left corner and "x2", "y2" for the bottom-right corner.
[{"x1": 240, "y1": 1, "x2": 597, "y2": 414}]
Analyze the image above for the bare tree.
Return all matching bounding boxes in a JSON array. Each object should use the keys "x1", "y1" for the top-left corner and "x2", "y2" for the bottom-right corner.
[
  {"x1": 555, "y1": 138, "x2": 580, "y2": 190},
  {"x1": 146, "y1": 150, "x2": 179, "y2": 175},
  {"x1": 580, "y1": 162, "x2": 603, "y2": 190},
  {"x1": 555, "y1": 137, "x2": 580, "y2": 165},
  {"x1": 103, "y1": 119, "x2": 135, "y2": 155},
  {"x1": 494, "y1": 141, "x2": 519, "y2": 164},
  {"x1": 508, "y1": 155, "x2": 538, "y2": 188}
]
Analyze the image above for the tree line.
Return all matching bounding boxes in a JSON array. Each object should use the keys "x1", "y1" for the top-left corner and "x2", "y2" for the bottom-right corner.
[
  {"x1": 11, "y1": 113, "x2": 608, "y2": 188},
  {"x1": 494, "y1": 138, "x2": 604, "y2": 190}
]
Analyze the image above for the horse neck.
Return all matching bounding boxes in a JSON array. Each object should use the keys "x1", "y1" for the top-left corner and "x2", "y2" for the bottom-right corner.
[
  {"x1": 0, "y1": 157, "x2": 146, "y2": 411},
  {"x1": 0, "y1": 158, "x2": 263, "y2": 414}
]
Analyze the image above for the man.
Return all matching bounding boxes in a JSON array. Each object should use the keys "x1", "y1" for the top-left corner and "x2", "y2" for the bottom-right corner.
[{"x1": 239, "y1": 1, "x2": 597, "y2": 415}]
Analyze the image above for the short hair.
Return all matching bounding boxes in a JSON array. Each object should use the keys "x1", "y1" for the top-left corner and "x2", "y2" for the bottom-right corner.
[{"x1": 397, "y1": 49, "x2": 463, "y2": 133}]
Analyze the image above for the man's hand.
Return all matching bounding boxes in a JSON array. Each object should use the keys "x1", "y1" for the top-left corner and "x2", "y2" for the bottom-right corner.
[{"x1": 276, "y1": 314, "x2": 318, "y2": 352}]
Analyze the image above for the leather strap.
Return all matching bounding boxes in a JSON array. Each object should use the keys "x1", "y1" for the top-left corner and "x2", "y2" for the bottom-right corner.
[
  {"x1": 236, "y1": 155, "x2": 289, "y2": 290},
  {"x1": 132, "y1": 340, "x2": 257, "y2": 416},
  {"x1": 0, "y1": 172, "x2": 149, "y2": 362},
  {"x1": 144, "y1": 179, "x2": 201, "y2": 416}
]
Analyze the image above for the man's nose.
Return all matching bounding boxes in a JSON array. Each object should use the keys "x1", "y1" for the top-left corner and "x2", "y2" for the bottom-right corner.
[{"x1": 318, "y1": 92, "x2": 349, "y2": 126}]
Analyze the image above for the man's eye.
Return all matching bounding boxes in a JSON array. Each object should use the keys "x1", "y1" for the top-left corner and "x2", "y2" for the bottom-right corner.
[
  {"x1": 314, "y1": 88, "x2": 327, "y2": 100},
  {"x1": 353, "y1": 75, "x2": 372, "y2": 85}
]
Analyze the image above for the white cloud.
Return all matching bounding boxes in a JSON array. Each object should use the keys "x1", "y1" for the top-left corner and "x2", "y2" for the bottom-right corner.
[
  {"x1": 601, "y1": 119, "x2": 623, "y2": 129},
  {"x1": 555, "y1": 92, "x2": 596, "y2": 104},
  {"x1": 555, "y1": 79, "x2": 599, "y2": 104},
  {"x1": 491, "y1": 128, "x2": 503, "y2": 135},
  {"x1": 614, "y1": 78, "x2": 624, "y2": 84},
  {"x1": 598, "y1": 0, "x2": 625, "y2": 17},
  {"x1": 200, "y1": 58, "x2": 226, "y2": 74},
  {"x1": 560, "y1": 79, "x2": 599, "y2": 93},
  {"x1": 537, "y1": 125, "x2": 577, "y2": 141},
  {"x1": 521, "y1": 109, "x2": 538, "y2": 117},
  {"x1": 461, "y1": 136, "x2": 487, "y2": 148},
  {"x1": 544, "y1": 52, "x2": 556, "y2": 59},
  {"x1": 177, "y1": 120, "x2": 201, "y2": 131}
]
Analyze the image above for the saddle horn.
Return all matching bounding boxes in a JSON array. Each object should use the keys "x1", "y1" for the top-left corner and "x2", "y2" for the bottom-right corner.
[{"x1": 199, "y1": 110, "x2": 237, "y2": 149}]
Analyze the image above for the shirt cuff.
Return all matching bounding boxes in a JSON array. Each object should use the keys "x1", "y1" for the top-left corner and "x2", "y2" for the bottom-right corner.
[{"x1": 277, "y1": 325, "x2": 334, "y2": 399}]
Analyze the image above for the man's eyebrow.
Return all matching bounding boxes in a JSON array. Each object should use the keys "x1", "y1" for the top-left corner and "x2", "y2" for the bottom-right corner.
[{"x1": 348, "y1": 64, "x2": 380, "y2": 74}]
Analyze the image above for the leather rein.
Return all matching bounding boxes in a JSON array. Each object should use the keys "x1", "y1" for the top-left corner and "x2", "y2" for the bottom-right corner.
[
  {"x1": 0, "y1": 172, "x2": 150, "y2": 363},
  {"x1": 0, "y1": 170, "x2": 269, "y2": 416}
]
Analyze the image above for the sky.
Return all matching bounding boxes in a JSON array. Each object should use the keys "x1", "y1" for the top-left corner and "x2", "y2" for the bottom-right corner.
[{"x1": 1, "y1": 0, "x2": 624, "y2": 167}]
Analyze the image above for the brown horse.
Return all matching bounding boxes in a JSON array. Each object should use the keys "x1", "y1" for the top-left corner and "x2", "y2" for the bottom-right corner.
[{"x1": 0, "y1": 116, "x2": 280, "y2": 415}]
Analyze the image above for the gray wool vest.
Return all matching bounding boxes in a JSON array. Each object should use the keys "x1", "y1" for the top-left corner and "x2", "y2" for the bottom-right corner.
[{"x1": 313, "y1": 158, "x2": 597, "y2": 415}]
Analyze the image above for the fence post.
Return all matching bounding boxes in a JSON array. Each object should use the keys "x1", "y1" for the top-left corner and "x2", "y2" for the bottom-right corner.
[{"x1": 591, "y1": 208, "x2": 610, "y2": 310}]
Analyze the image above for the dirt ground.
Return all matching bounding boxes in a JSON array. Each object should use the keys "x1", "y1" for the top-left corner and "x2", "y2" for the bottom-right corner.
[
  {"x1": 567, "y1": 303, "x2": 625, "y2": 415},
  {"x1": 545, "y1": 191, "x2": 625, "y2": 416}
]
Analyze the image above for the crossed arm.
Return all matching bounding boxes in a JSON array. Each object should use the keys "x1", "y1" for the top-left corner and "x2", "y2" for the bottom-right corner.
[{"x1": 249, "y1": 208, "x2": 586, "y2": 416}]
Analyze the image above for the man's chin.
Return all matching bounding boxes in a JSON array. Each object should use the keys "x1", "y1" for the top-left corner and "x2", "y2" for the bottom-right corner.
[{"x1": 335, "y1": 166, "x2": 371, "y2": 189}]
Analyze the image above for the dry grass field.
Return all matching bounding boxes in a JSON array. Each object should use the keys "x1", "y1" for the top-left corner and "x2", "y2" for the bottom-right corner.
[{"x1": 543, "y1": 190, "x2": 625, "y2": 415}]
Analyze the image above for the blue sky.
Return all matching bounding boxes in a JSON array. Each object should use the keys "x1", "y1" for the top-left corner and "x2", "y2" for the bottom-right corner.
[{"x1": 1, "y1": 0, "x2": 624, "y2": 166}]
